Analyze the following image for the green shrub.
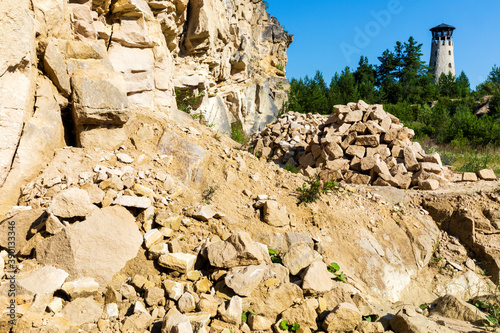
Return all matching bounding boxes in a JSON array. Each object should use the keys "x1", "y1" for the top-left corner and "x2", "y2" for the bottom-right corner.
[
  {"x1": 275, "y1": 63, "x2": 284, "y2": 72},
  {"x1": 458, "y1": 153, "x2": 491, "y2": 173},
  {"x1": 230, "y1": 123, "x2": 250, "y2": 145},
  {"x1": 283, "y1": 163, "x2": 300, "y2": 174},
  {"x1": 202, "y1": 186, "x2": 216, "y2": 205},
  {"x1": 296, "y1": 176, "x2": 339, "y2": 204}
]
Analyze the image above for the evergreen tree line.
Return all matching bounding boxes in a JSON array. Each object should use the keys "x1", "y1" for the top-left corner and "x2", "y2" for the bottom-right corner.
[{"x1": 285, "y1": 37, "x2": 500, "y2": 146}]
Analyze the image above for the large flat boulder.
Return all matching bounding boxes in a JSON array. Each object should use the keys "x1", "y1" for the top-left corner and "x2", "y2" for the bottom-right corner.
[{"x1": 36, "y1": 206, "x2": 142, "y2": 290}]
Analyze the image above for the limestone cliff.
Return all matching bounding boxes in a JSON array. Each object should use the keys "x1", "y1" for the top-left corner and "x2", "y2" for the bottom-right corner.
[{"x1": 0, "y1": 0, "x2": 292, "y2": 215}]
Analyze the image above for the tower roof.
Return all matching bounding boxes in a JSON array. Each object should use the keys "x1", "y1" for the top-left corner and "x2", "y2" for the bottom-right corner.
[{"x1": 430, "y1": 23, "x2": 456, "y2": 31}]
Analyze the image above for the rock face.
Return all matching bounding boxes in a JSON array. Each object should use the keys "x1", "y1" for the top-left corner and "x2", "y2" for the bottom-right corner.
[
  {"x1": 0, "y1": 0, "x2": 292, "y2": 215},
  {"x1": 246, "y1": 102, "x2": 452, "y2": 190},
  {"x1": 36, "y1": 206, "x2": 142, "y2": 289},
  {"x1": 0, "y1": 0, "x2": 37, "y2": 188}
]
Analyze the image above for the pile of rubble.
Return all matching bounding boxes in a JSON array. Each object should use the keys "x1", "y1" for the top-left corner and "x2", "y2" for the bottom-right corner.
[{"x1": 247, "y1": 101, "x2": 495, "y2": 190}]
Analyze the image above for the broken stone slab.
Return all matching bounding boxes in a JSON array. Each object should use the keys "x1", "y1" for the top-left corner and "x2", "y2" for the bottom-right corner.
[
  {"x1": 178, "y1": 292, "x2": 196, "y2": 313},
  {"x1": 343, "y1": 110, "x2": 364, "y2": 123},
  {"x1": 224, "y1": 265, "x2": 267, "y2": 297},
  {"x1": 281, "y1": 300, "x2": 319, "y2": 330},
  {"x1": 55, "y1": 297, "x2": 103, "y2": 327},
  {"x1": 144, "y1": 228, "x2": 163, "y2": 248},
  {"x1": 36, "y1": 206, "x2": 142, "y2": 290},
  {"x1": 113, "y1": 195, "x2": 151, "y2": 209},
  {"x1": 462, "y1": 172, "x2": 478, "y2": 182},
  {"x1": 301, "y1": 261, "x2": 334, "y2": 295},
  {"x1": 282, "y1": 242, "x2": 322, "y2": 276},
  {"x1": 345, "y1": 145, "x2": 365, "y2": 159},
  {"x1": 43, "y1": 41, "x2": 71, "y2": 97},
  {"x1": 17, "y1": 266, "x2": 69, "y2": 296},
  {"x1": 432, "y1": 294, "x2": 489, "y2": 325},
  {"x1": 163, "y1": 280, "x2": 184, "y2": 301},
  {"x1": 206, "y1": 232, "x2": 268, "y2": 268},
  {"x1": 390, "y1": 306, "x2": 453, "y2": 333},
  {"x1": 148, "y1": 242, "x2": 169, "y2": 260},
  {"x1": 477, "y1": 169, "x2": 497, "y2": 181},
  {"x1": 158, "y1": 253, "x2": 197, "y2": 273},
  {"x1": 71, "y1": 67, "x2": 129, "y2": 127},
  {"x1": 161, "y1": 307, "x2": 193, "y2": 333},
  {"x1": 248, "y1": 313, "x2": 272, "y2": 331},
  {"x1": 420, "y1": 162, "x2": 442, "y2": 174},
  {"x1": 347, "y1": 173, "x2": 371, "y2": 185},
  {"x1": 0, "y1": 209, "x2": 45, "y2": 255},
  {"x1": 322, "y1": 302, "x2": 362, "y2": 333},
  {"x1": 403, "y1": 146, "x2": 419, "y2": 172},
  {"x1": 145, "y1": 286, "x2": 165, "y2": 307},
  {"x1": 61, "y1": 277, "x2": 99, "y2": 300},
  {"x1": 419, "y1": 179, "x2": 440, "y2": 191},
  {"x1": 48, "y1": 187, "x2": 94, "y2": 218},
  {"x1": 116, "y1": 153, "x2": 134, "y2": 164},
  {"x1": 355, "y1": 135, "x2": 380, "y2": 147},
  {"x1": 218, "y1": 295, "x2": 242, "y2": 325},
  {"x1": 192, "y1": 206, "x2": 216, "y2": 222},
  {"x1": 262, "y1": 200, "x2": 289, "y2": 227}
]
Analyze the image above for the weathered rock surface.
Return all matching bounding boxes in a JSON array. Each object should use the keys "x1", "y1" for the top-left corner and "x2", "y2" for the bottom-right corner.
[{"x1": 36, "y1": 206, "x2": 142, "y2": 289}]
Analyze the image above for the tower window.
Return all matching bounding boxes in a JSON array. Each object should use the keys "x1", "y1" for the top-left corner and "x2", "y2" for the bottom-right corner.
[
  {"x1": 435, "y1": 51, "x2": 438, "y2": 56},
  {"x1": 449, "y1": 63, "x2": 452, "y2": 68},
  {"x1": 449, "y1": 50, "x2": 451, "y2": 55}
]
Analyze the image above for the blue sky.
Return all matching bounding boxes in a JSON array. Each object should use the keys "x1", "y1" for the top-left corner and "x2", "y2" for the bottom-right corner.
[{"x1": 267, "y1": 0, "x2": 500, "y2": 89}]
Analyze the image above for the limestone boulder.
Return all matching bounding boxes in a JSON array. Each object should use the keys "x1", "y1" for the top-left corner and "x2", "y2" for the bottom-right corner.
[
  {"x1": 390, "y1": 306, "x2": 453, "y2": 333},
  {"x1": 55, "y1": 297, "x2": 103, "y2": 327},
  {"x1": 36, "y1": 206, "x2": 143, "y2": 290},
  {"x1": 225, "y1": 265, "x2": 266, "y2": 296},
  {"x1": 249, "y1": 282, "x2": 304, "y2": 319},
  {"x1": 48, "y1": 187, "x2": 94, "y2": 218},
  {"x1": 262, "y1": 200, "x2": 289, "y2": 227},
  {"x1": 43, "y1": 42, "x2": 71, "y2": 97},
  {"x1": 162, "y1": 307, "x2": 193, "y2": 333},
  {"x1": 322, "y1": 302, "x2": 362, "y2": 333},
  {"x1": 432, "y1": 294, "x2": 489, "y2": 325},
  {"x1": 17, "y1": 266, "x2": 69, "y2": 296},
  {"x1": 301, "y1": 260, "x2": 334, "y2": 295},
  {"x1": 206, "y1": 232, "x2": 268, "y2": 268}
]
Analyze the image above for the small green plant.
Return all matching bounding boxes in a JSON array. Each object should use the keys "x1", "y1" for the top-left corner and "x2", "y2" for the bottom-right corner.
[
  {"x1": 268, "y1": 248, "x2": 283, "y2": 264},
  {"x1": 430, "y1": 240, "x2": 442, "y2": 264},
  {"x1": 296, "y1": 176, "x2": 339, "y2": 204},
  {"x1": 283, "y1": 163, "x2": 300, "y2": 174},
  {"x1": 279, "y1": 320, "x2": 300, "y2": 332},
  {"x1": 277, "y1": 81, "x2": 284, "y2": 90},
  {"x1": 297, "y1": 177, "x2": 322, "y2": 204},
  {"x1": 241, "y1": 311, "x2": 257, "y2": 323},
  {"x1": 327, "y1": 262, "x2": 346, "y2": 283},
  {"x1": 175, "y1": 87, "x2": 204, "y2": 116},
  {"x1": 230, "y1": 122, "x2": 250, "y2": 145},
  {"x1": 260, "y1": 0, "x2": 269, "y2": 9},
  {"x1": 275, "y1": 63, "x2": 285, "y2": 72},
  {"x1": 202, "y1": 186, "x2": 216, "y2": 205},
  {"x1": 213, "y1": 131, "x2": 222, "y2": 141},
  {"x1": 474, "y1": 300, "x2": 500, "y2": 328}
]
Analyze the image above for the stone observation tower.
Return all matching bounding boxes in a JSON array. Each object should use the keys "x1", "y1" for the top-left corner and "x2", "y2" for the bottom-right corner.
[{"x1": 429, "y1": 24, "x2": 455, "y2": 82}]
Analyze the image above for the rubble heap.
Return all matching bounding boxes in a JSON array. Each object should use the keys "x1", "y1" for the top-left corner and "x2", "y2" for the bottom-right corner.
[{"x1": 247, "y1": 100, "x2": 453, "y2": 190}]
